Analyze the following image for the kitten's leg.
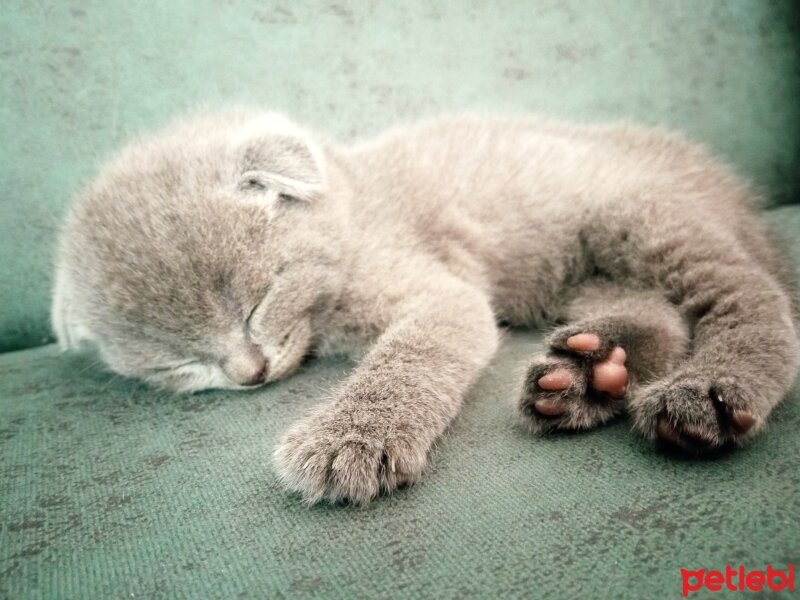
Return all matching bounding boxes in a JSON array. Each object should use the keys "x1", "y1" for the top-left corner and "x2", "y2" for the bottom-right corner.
[
  {"x1": 520, "y1": 282, "x2": 689, "y2": 432},
  {"x1": 630, "y1": 233, "x2": 800, "y2": 452},
  {"x1": 273, "y1": 274, "x2": 498, "y2": 505}
]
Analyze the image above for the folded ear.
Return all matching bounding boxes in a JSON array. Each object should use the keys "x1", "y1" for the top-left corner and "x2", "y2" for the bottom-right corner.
[
  {"x1": 52, "y1": 265, "x2": 94, "y2": 351},
  {"x1": 234, "y1": 114, "x2": 326, "y2": 202}
]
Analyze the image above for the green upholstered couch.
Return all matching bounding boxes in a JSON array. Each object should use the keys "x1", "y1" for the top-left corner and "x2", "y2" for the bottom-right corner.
[{"x1": 2, "y1": 2, "x2": 798, "y2": 597}]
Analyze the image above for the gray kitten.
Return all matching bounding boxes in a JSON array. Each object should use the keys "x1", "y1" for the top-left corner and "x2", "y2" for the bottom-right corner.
[{"x1": 53, "y1": 110, "x2": 800, "y2": 504}]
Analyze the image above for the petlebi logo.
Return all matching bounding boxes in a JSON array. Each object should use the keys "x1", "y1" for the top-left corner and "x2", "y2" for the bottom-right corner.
[{"x1": 681, "y1": 565, "x2": 796, "y2": 596}]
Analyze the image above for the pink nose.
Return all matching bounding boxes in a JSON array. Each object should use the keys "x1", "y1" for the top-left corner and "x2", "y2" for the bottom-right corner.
[
  {"x1": 223, "y1": 345, "x2": 269, "y2": 386},
  {"x1": 239, "y1": 362, "x2": 268, "y2": 386}
]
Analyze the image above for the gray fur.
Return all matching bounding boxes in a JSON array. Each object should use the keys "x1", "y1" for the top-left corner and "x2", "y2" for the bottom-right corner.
[{"x1": 53, "y1": 110, "x2": 800, "y2": 504}]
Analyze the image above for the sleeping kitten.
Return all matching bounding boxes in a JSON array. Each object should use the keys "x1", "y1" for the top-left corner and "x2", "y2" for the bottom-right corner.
[{"x1": 53, "y1": 110, "x2": 800, "y2": 504}]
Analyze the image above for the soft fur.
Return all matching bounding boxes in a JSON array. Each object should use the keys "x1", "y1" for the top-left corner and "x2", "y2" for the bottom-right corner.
[{"x1": 53, "y1": 110, "x2": 800, "y2": 504}]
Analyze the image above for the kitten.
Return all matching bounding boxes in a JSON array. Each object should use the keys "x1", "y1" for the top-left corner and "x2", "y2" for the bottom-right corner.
[{"x1": 53, "y1": 109, "x2": 800, "y2": 504}]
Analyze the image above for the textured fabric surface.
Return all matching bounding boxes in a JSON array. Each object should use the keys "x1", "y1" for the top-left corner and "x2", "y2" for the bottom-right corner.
[
  {"x1": 1, "y1": 0, "x2": 799, "y2": 352},
  {"x1": 1, "y1": 206, "x2": 799, "y2": 598}
]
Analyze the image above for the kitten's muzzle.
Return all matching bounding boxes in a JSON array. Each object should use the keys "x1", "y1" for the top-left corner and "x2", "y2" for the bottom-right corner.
[
  {"x1": 239, "y1": 363, "x2": 268, "y2": 387},
  {"x1": 222, "y1": 345, "x2": 270, "y2": 387}
]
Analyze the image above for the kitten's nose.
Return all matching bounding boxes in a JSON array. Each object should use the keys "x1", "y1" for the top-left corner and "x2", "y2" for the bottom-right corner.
[
  {"x1": 240, "y1": 362, "x2": 269, "y2": 387},
  {"x1": 223, "y1": 345, "x2": 269, "y2": 387}
]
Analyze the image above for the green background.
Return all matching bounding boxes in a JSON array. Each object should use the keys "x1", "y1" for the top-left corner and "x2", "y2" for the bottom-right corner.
[
  {"x1": 1, "y1": 0, "x2": 799, "y2": 353},
  {"x1": 1, "y1": 1, "x2": 799, "y2": 598}
]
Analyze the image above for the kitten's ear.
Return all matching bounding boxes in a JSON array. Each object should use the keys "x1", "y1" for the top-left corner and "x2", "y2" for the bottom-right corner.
[
  {"x1": 51, "y1": 265, "x2": 93, "y2": 350},
  {"x1": 234, "y1": 114, "x2": 326, "y2": 203}
]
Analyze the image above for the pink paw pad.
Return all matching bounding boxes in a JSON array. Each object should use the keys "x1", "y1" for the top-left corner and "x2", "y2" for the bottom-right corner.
[
  {"x1": 566, "y1": 333, "x2": 601, "y2": 352},
  {"x1": 537, "y1": 368, "x2": 573, "y2": 391},
  {"x1": 592, "y1": 346, "x2": 628, "y2": 398}
]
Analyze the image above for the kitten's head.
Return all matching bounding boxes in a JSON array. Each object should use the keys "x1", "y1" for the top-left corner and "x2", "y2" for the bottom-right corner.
[{"x1": 53, "y1": 110, "x2": 350, "y2": 392}]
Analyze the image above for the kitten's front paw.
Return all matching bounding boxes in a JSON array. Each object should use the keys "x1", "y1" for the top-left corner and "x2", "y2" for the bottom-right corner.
[
  {"x1": 630, "y1": 372, "x2": 762, "y2": 454},
  {"x1": 273, "y1": 404, "x2": 427, "y2": 505}
]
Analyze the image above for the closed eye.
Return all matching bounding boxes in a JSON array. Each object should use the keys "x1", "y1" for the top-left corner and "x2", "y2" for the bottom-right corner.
[
  {"x1": 245, "y1": 302, "x2": 259, "y2": 325},
  {"x1": 243, "y1": 176, "x2": 267, "y2": 190},
  {"x1": 148, "y1": 360, "x2": 201, "y2": 374},
  {"x1": 245, "y1": 289, "x2": 270, "y2": 328}
]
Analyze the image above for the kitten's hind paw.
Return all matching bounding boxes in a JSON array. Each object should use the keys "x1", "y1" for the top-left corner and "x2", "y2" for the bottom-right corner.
[
  {"x1": 519, "y1": 330, "x2": 630, "y2": 433},
  {"x1": 630, "y1": 373, "x2": 762, "y2": 454}
]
